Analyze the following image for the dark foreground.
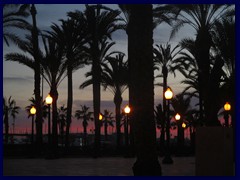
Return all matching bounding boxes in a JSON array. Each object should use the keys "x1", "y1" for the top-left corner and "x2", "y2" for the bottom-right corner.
[{"x1": 3, "y1": 156, "x2": 195, "y2": 176}]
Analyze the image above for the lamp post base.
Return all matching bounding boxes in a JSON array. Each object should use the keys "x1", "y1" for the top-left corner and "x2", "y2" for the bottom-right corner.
[
  {"x1": 162, "y1": 155, "x2": 173, "y2": 164},
  {"x1": 132, "y1": 159, "x2": 162, "y2": 176}
]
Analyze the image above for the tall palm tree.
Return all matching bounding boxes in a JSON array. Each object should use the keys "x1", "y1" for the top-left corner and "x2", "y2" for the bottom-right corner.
[
  {"x1": 5, "y1": 34, "x2": 67, "y2": 153},
  {"x1": 155, "y1": 4, "x2": 235, "y2": 125},
  {"x1": 3, "y1": 4, "x2": 30, "y2": 46},
  {"x1": 47, "y1": 16, "x2": 89, "y2": 149},
  {"x1": 75, "y1": 105, "x2": 93, "y2": 147},
  {"x1": 30, "y1": 4, "x2": 43, "y2": 147},
  {"x1": 127, "y1": 4, "x2": 161, "y2": 175},
  {"x1": 153, "y1": 43, "x2": 184, "y2": 151},
  {"x1": 57, "y1": 105, "x2": 67, "y2": 147},
  {"x1": 101, "y1": 52, "x2": 128, "y2": 146},
  {"x1": 70, "y1": 5, "x2": 123, "y2": 156},
  {"x1": 40, "y1": 35, "x2": 67, "y2": 154},
  {"x1": 4, "y1": 4, "x2": 43, "y2": 147},
  {"x1": 3, "y1": 96, "x2": 20, "y2": 143}
]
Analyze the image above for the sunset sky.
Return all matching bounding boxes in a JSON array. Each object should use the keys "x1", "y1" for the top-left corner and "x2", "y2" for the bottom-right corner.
[{"x1": 3, "y1": 4, "x2": 203, "y2": 134}]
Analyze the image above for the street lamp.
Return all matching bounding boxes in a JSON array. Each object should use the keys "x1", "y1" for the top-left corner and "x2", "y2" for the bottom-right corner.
[
  {"x1": 30, "y1": 106, "x2": 36, "y2": 144},
  {"x1": 182, "y1": 122, "x2": 187, "y2": 129},
  {"x1": 162, "y1": 87, "x2": 173, "y2": 164},
  {"x1": 124, "y1": 105, "x2": 131, "y2": 146},
  {"x1": 224, "y1": 102, "x2": 231, "y2": 127},
  {"x1": 175, "y1": 113, "x2": 181, "y2": 121},
  {"x1": 45, "y1": 94, "x2": 52, "y2": 144},
  {"x1": 99, "y1": 113, "x2": 103, "y2": 121}
]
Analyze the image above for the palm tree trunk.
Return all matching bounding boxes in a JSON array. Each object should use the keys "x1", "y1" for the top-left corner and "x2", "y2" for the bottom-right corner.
[
  {"x1": 177, "y1": 121, "x2": 184, "y2": 155},
  {"x1": 65, "y1": 67, "x2": 73, "y2": 149},
  {"x1": 50, "y1": 86, "x2": 58, "y2": 156},
  {"x1": 161, "y1": 67, "x2": 168, "y2": 153},
  {"x1": 127, "y1": 4, "x2": 161, "y2": 175},
  {"x1": 83, "y1": 124, "x2": 87, "y2": 146},
  {"x1": 195, "y1": 27, "x2": 211, "y2": 125},
  {"x1": 114, "y1": 91, "x2": 122, "y2": 147},
  {"x1": 4, "y1": 113, "x2": 9, "y2": 144},
  {"x1": 30, "y1": 4, "x2": 43, "y2": 149},
  {"x1": 104, "y1": 122, "x2": 108, "y2": 141},
  {"x1": 92, "y1": 54, "x2": 101, "y2": 157}
]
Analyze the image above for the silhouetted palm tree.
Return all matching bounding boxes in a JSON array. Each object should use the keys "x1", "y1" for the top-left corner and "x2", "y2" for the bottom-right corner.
[
  {"x1": 153, "y1": 43, "x2": 184, "y2": 150},
  {"x1": 101, "y1": 52, "x2": 128, "y2": 146},
  {"x1": 40, "y1": 35, "x2": 67, "y2": 154},
  {"x1": 57, "y1": 105, "x2": 67, "y2": 147},
  {"x1": 102, "y1": 110, "x2": 114, "y2": 141},
  {"x1": 154, "y1": 104, "x2": 164, "y2": 153},
  {"x1": 3, "y1": 4, "x2": 30, "y2": 46},
  {"x1": 211, "y1": 17, "x2": 235, "y2": 125},
  {"x1": 47, "y1": 16, "x2": 89, "y2": 149},
  {"x1": 75, "y1": 105, "x2": 93, "y2": 146},
  {"x1": 171, "y1": 93, "x2": 192, "y2": 154},
  {"x1": 3, "y1": 96, "x2": 20, "y2": 143},
  {"x1": 127, "y1": 4, "x2": 161, "y2": 175},
  {"x1": 155, "y1": 4, "x2": 234, "y2": 125},
  {"x1": 30, "y1": 4, "x2": 43, "y2": 147},
  {"x1": 70, "y1": 5, "x2": 123, "y2": 156},
  {"x1": 25, "y1": 97, "x2": 48, "y2": 122},
  {"x1": 6, "y1": 33, "x2": 67, "y2": 153}
]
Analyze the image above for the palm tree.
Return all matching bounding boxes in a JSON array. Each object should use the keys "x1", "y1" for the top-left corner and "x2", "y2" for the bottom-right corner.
[
  {"x1": 25, "y1": 97, "x2": 48, "y2": 125},
  {"x1": 171, "y1": 93, "x2": 192, "y2": 154},
  {"x1": 57, "y1": 105, "x2": 67, "y2": 147},
  {"x1": 3, "y1": 96, "x2": 20, "y2": 143},
  {"x1": 211, "y1": 17, "x2": 235, "y2": 126},
  {"x1": 154, "y1": 104, "x2": 164, "y2": 154},
  {"x1": 4, "y1": 4, "x2": 43, "y2": 147},
  {"x1": 75, "y1": 105, "x2": 93, "y2": 147},
  {"x1": 3, "y1": 4, "x2": 30, "y2": 46},
  {"x1": 155, "y1": 4, "x2": 235, "y2": 125},
  {"x1": 153, "y1": 43, "x2": 184, "y2": 151},
  {"x1": 102, "y1": 110, "x2": 114, "y2": 141},
  {"x1": 127, "y1": 4, "x2": 161, "y2": 175},
  {"x1": 101, "y1": 52, "x2": 128, "y2": 146},
  {"x1": 70, "y1": 4, "x2": 123, "y2": 156},
  {"x1": 40, "y1": 35, "x2": 67, "y2": 154},
  {"x1": 5, "y1": 33, "x2": 67, "y2": 153},
  {"x1": 30, "y1": 4, "x2": 43, "y2": 147},
  {"x1": 47, "y1": 16, "x2": 89, "y2": 149}
]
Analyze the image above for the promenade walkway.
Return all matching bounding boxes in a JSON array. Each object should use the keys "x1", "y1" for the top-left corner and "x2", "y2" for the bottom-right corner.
[{"x1": 3, "y1": 156, "x2": 195, "y2": 176}]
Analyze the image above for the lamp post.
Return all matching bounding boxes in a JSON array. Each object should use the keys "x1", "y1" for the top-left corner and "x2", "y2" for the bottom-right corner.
[
  {"x1": 45, "y1": 94, "x2": 53, "y2": 144},
  {"x1": 30, "y1": 106, "x2": 36, "y2": 144},
  {"x1": 162, "y1": 87, "x2": 173, "y2": 164},
  {"x1": 124, "y1": 105, "x2": 131, "y2": 147},
  {"x1": 224, "y1": 102, "x2": 231, "y2": 127}
]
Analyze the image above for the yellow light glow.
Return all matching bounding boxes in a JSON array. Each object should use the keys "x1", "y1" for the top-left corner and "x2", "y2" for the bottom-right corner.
[
  {"x1": 164, "y1": 88, "x2": 173, "y2": 100},
  {"x1": 45, "y1": 94, "x2": 53, "y2": 105},
  {"x1": 224, "y1": 102, "x2": 231, "y2": 111},
  {"x1": 124, "y1": 105, "x2": 131, "y2": 114},
  {"x1": 182, "y1": 122, "x2": 186, "y2": 128},
  {"x1": 99, "y1": 113, "x2": 103, "y2": 121},
  {"x1": 175, "y1": 113, "x2": 181, "y2": 121},
  {"x1": 30, "y1": 106, "x2": 36, "y2": 115}
]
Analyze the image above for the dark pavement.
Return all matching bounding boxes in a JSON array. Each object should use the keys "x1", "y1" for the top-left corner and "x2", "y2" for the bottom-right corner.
[{"x1": 3, "y1": 156, "x2": 195, "y2": 176}]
